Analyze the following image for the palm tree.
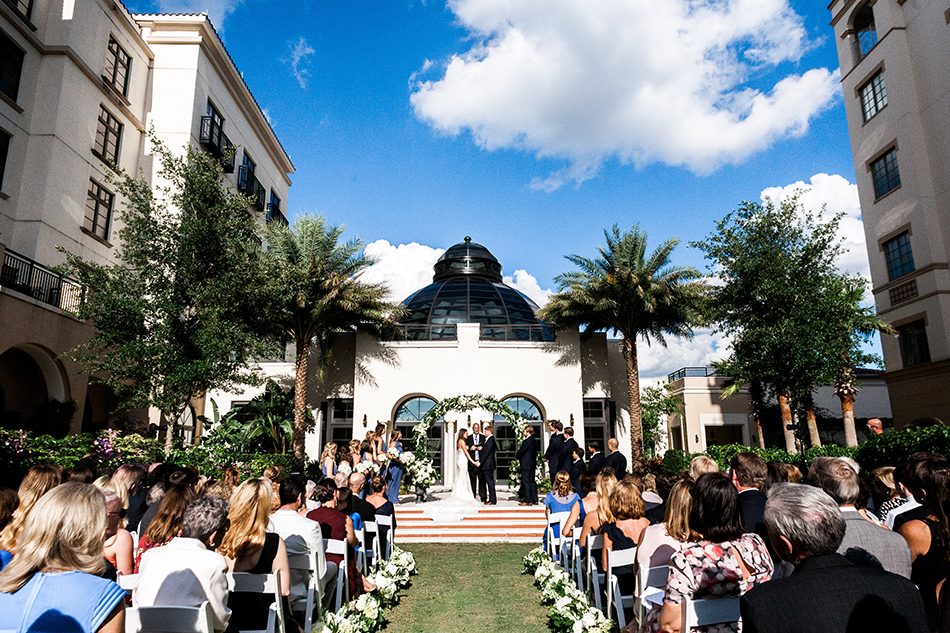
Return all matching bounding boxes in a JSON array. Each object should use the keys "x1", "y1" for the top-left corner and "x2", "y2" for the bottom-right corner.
[
  {"x1": 267, "y1": 215, "x2": 400, "y2": 470},
  {"x1": 539, "y1": 225, "x2": 706, "y2": 472}
]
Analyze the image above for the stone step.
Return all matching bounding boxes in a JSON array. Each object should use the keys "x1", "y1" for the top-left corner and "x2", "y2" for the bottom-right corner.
[{"x1": 393, "y1": 503, "x2": 548, "y2": 543}]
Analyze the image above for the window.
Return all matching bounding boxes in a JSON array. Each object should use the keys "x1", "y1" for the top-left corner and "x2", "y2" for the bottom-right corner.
[
  {"x1": 238, "y1": 151, "x2": 256, "y2": 193},
  {"x1": 103, "y1": 36, "x2": 131, "y2": 96},
  {"x1": 853, "y1": 3, "x2": 877, "y2": 61},
  {"x1": 84, "y1": 179, "x2": 113, "y2": 240},
  {"x1": 883, "y1": 232, "x2": 915, "y2": 281},
  {"x1": 0, "y1": 130, "x2": 8, "y2": 191},
  {"x1": 332, "y1": 399, "x2": 354, "y2": 420},
  {"x1": 898, "y1": 320, "x2": 930, "y2": 368},
  {"x1": 871, "y1": 148, "x2": 901, "y2": 199},
  {"x1": 4, "y1": 0, "x2": 33, "y2": 20},
  {"x1": 0, "y1": 31, "x2": 24, "y2": 103},
  {"x1": 94, "y1": 105, "x2": 122, "y2": 163},
  {"x1": 859, "y1": 71, "x2": 887, "y2": 121},
  {"x1": 583, "y1": 399, "x2": 605, "y2": 420}
]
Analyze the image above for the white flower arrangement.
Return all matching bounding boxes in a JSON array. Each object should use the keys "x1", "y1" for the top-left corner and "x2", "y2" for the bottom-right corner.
[
  {"x1": 523, "y1": 549, "x2": 611, "y2": 633},
  {"x1": 338, "y1": 461, "x2": 353, "y2": 477},
  {"x1": 386, "y1": 446, "x2": 401, "y2": 460},
  {"x1": 354, "y1": 460, "x2": 380, "y2": 477},
  {"x1": 318, "y1": 547, "x2": 417, "y2": 633}
]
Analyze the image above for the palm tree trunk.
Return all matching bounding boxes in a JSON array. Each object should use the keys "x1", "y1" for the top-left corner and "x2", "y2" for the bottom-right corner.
[
  {"x1": 164, "y1": 410, "x2": 175, "y2": 453},
  {"x1": 624, "y1": 337, "x2": 645, "y2": 473},
  {"x1": 779, "y1": 393, "x2": 796, "y2": 453},
  {"x1": 750, "y1": 380, "x2": 765, "y2": 449},
  {"x1": 293, "y1": 339, "x2": 309, "y2": 471},
  {"x1": 840, "y1": 390, "x2": 858, "y2": 447},
  {"x1": 804, "y1": 393, "x2": 821, "y2": 448}
]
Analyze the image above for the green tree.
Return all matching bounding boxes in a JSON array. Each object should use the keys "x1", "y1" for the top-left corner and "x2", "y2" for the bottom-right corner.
[
  {"x1": 266, "y1": 215, "x2": 400, "y2": 470},
  {"x1": 640, "y1": 384, "x2": 683, "y2": 457},
  {"x1": 62, "y1": 137, "x2": 279, "y2": 451},
  {"x1": 539, "y1": 225, "x2": 706, "y2": 472}
]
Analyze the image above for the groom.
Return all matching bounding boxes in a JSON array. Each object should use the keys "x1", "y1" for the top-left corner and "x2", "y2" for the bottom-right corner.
[
  {"x1": 466, "y1": 422, "x2": 486, "y2": 501},
  {"x1": 479, "y1": 424, "x2": 497, "y2": 505}
]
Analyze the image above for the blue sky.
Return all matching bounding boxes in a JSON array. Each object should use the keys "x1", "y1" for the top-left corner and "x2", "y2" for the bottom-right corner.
[{"x1": 129, "y1": 0, "x2": 878, "y2": 378}]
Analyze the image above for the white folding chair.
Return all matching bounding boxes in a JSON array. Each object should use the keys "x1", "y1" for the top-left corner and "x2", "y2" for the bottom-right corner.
[
  {"x1": 324, "y1": 538, "x2": 350, "y2": 613},
  {"x1": 544, "y1": 511, "x2": 571, "y2": 564},
  {"x1": 376, "y1": 514, "x2": 394, "y2": 560},
  {"x1": 606, "y1": 548, "x2": 637, "y2": 629},
  {"x1": 363, "y1": 521, "x2": 381, "y2": 572},
  {"x1": 683, "y1": 595, "x2": 742, "y2": 629},
  {"x1": 354, "y1": 525, "x2": 369, "y2": 575},
  {"x1": 635, "y1": 564, "x2": 669, "y2": 628},
  {"x1": 571, "y1": 533, "x2": 585, "y2": 591},
  {"x1": 585, "y1": 534, "x2": 606, "y2": 612},
  {"x1": 118, "y1": 572, "x2": 138, "y2": 593},
  {"x1": 226, "y1": 570, "x2": 285, "y2": 633},
  {"x1": 126, "y1": 600, "x2": 213, "y2": 633},
  {"x1": 286, "y1": 551, "x2": 322, "y2": 633}
]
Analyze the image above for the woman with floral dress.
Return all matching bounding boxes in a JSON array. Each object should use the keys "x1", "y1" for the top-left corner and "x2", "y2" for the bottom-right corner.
[{"x1": 643, "y1": 471, "x2": 773, "y2": 633}]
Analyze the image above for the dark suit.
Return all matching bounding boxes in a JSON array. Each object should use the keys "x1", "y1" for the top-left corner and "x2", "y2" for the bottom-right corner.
[
  {"x1": 560, "y1": 437, "x2": 579, "y2": 473},
  {"x1": 568, "y1": 458, "x2": 586, "y2": 494},
  {"x1": 740, "y1": 553, "x2": 928, "y2": 633},
  {"x1": 479, "y1": 435, "x2": 497, "y2": 503},
  {"x1": 466, "y1": 433, "x2": 486, "y2": 500},
  {"x1": 604, "y1": 450, "x2": 627, "y2": 478},
  {"x1": 587, "y1": 451, "x2": 606, "y2": 476},
  {"x1": 544, "y1": 433, "x2": 565, "y2": 485},
  {"x1": 352, "y1": 494, "x2": 378, "y2": 551},
  {"x1": 738, "y1": 488, "x2": 773, "y2": 560},
  {"x1": 516, "y1": 434, "x2": 540, "y2": 504}
]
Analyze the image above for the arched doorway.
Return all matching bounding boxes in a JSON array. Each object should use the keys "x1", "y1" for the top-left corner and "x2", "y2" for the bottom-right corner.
[
  {"x1": 394, "y1": 396, "x2": 444, "y2": 479},
  {"x1": 493, "y1": 395, "x2": 544, "y2": 478},
  {"x1": 0, "y1": 344, "x2": 70, "y2": 433}
]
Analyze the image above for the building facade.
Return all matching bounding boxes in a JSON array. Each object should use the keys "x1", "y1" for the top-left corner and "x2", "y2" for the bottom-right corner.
[
  {"x1": 828, "y1": 0, "x2": 950, "y2": 427},
  {"x1": 0, "y1": 0, "x2": 292, "y2": 435}
]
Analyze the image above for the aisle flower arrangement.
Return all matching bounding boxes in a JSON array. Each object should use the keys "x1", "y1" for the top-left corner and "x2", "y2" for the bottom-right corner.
[
  {"x1": 319, "y1": 546, "x2": 417, "y2": 633},
  {"x1": 523, "y1": 547, "x2": 612, "y2": 633}
]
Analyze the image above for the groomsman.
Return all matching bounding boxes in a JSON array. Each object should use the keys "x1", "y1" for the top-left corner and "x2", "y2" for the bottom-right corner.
[
  {"x1": 544, "y1": 420, "x2": 564, "y2": 486},
  {"x1": 480, "y1": 424, "x2": 497, "y2": 504},
  {"x1": 516, "y1": 427, "x2": 540, "y2": 505},
  {"x1": 466, "y1": 422, "x2": 486, "y2": 501},
  {"x1": 587, "y1": 442, "x2": 606, "y2": 476},
  {"x1": 560, "y1": 427, "x2": 579, "y2": 476},
  {"x1": 568, "y1": 446, "x2": 586, "y2": 494},
  {"x1": 604, "y1": 438, "x2": 627, "y2": 477}
]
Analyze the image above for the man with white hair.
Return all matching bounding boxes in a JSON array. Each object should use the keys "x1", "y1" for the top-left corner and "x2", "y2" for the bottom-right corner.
[
  {"x1": 807, "y1": 457, "x2": 912, "y2": 578},
  {"x1": 740, "y1": 483, "x2": 927, "y2": 633}
]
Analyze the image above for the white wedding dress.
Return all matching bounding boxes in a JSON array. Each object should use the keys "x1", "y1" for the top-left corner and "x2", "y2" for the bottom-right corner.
[
  {"x1": 449, "y1": 447, "x2": 477, "y2": 502},
  {"x1": 422, "y1": 443, "x2": 482, "y2": 519}
]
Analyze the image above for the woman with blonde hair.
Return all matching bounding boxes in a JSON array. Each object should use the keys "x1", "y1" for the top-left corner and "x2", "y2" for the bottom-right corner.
[
  {"x1": 542, "y1": 471, "x2": 580, "y2": 560},
  {"x1": 636, "y1": 478, "x2": 699, "y2": 572},
  {"x1": 320, "y1": 443, "x2": 339, "y2": 479},
  {"x1": 349, "y1": 440, "x2": 361, "y2": 467},
  {"x1": 578, "y1": 470, "x2": 618, "y2": 549},
  {"x1": 601, "y1": 479, "x2": 652, "y2": 622},
  {"x1": 0, "y1": 482, "x2": 125, "y2": 632},
  {"x1": 111, "y1": 463, "x2": 147, "y2": 531},
  {"x1": 0, "y1": 464, "x2": 62, "y2": 554},
  {"x1": 100, "y1": 489, "x2": 134, "y2": 576},
  {"x1": 373, "y1": 423, "x2": 388, "y2": 463},
  {"x1": 219, "y1": 479, "x2": 294, "y2": 633}
]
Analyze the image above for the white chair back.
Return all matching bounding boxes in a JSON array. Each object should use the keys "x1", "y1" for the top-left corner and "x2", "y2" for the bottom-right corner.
[
  {"x1": 376, "y1": 514, "x2": 394, "y2": 560},
  {"x1": 364, "y1": 521, "x2": 380, "y2": 571},
  {"x1": 126, "y1": 600, "x2": 213, "y2": 633},
  {"x1": 545, "y1": 511, "x2": 571, "y2": 562},
  {"x1": 286, "y1": 551, "x2": 321, "y2": 633},
  {"x1": 606, "y1": 547, "x2": 637, "y2": 627},
  {"x1": 324, "y1": 538, "x2": 350, "y2": 612},
  {"x1": 635, "y1": 564, "x2": 669, "y2": 628},
  {"x1": 584, "y1": 534, "x2": 606, "y2": 612},
  {"x1": 226, "y1": 570, "x2": 285, "y2": 633},
  {"x1": 683, "y1": 596, "x2": 742, "y2": 628},
  {"x1": 118, "y1": 572, "x2": 138, "y2": 592}
]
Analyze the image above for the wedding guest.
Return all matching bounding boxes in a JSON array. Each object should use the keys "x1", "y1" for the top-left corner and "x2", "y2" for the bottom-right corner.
[
  {"x1": 567, "y1": 446, "x2": 586, "y2": 496},
  {"x1": 872, "y1": 466, "x2": 902, "y2": 521},
  {"x1": 321, "y1": 443, "x2": 339, "y2": 479},
  {"x1": 101, "y1": 490, "x2": 134, "y2": 576},
  {"x1": 642, "y1": 474, "x2": 663, "y2": 510},
  {"x1": 112, "y1": 464, "x2": 147, "y2": 532},
  {"x1": 135, "y1": 496, "x2": 232, "y2": 632},
  {"x1": 203, "y1": 480, "x2": 235, "y2": 502},
  {"x1": 542, "y1": 471, "x2": 580, "y2": 560},
  {"x1": 688, "y1": 455, "x2": 719, "y2": 480},
  {"x1": 0, "y1": 482, "x2": 125, "y2": 633},
  {"x1": 219, "y1": 479, "x2": 295, "y2": 633},
  {"x1": 587, "y1": 442, "x2": 606, "y2": 476},
  {"x1": 384, "y1": 431, "x2": 405, "y2": 505},
  {"x1": 347, "y1": 474, "x2": 378, "y2": 528},
  {"x1": 305, "y1": 480, "x2": 319, "y2": 511},
  {"x1": 0, "y1": 464, "x2": 62, "y2": 555},
  {"x1": 604, "y1": 438, "x2": 627, "y2": 478},
  {"x1": 94, "y1": 477, "x2": 129, "y2": 528},
  {"x1": 740, "y1": 483, "x2": 927, "y2": 633},
  {"x1": 565, "y1": 472, "x2": 598, "y2": 539},
  {"x1": 135, "y1": 484, "x2": 197, "y2": 572},
  {"x1": 67, "y1": 463, "x2": 98, "y2": 484},
  {"x1": 761, "y1": 462, "x2": 789, "y2": 497},
  {"x1": 806, "y1": 457, "x2": 911, "y2": 578},
  {"x1": 578, "y1": 470, "x2": 618, "y2": 550},
  {"x1": 636, "y1": 478, "x2": 699, "y2": 571},
  {"x1": 366, "y1": 476, "x2": 396, "y2": 560},
  {"x1": 560, "y1": 427, "x2": 580, "y2": 478},
  {"x1": 645, "y1": 471, "x2": 679, "y2": 524},
  {"x1": 263, "y1": 466, "x2": 284, "y2": 484},
  {"x1": 223, "y1": 467, "x2": 241, "y2": 487},
  {"x1": 307, "y1": 482, "x2": 375, "y2": 598},
  {"x1": 784, "y1": 463, "x2": 803, "y2": 484},
  {"x1": 544, "y1": 420, "x2": 565, "y2": 487},
  {"x1": 0, "y1": 488, "x2": 17, "y2": 558},
  {"x1": 730, "y1": 452, "x2": 772, "y2": 558},
  {"x1": 517, "y1": 426, "x2": 541, "y2": 505},
  {"x1": 644, "y1": 471, "x2": 774, "y2": 633},
  {"x1": 601, "y1": 479, "x2": 651, "y2": 623}
]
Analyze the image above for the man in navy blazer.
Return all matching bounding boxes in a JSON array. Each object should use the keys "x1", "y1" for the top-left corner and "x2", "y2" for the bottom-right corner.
[
  {"x1": 567, "y1": 446, "x2": 586, "y2": 494},
  {"x1": 544, "y1": 420, "x2": 564, "y2": 485},
  {"x1": 740, "y1": 483, "x2": 928, "y2": 633},
  {"x1": 730, "y1": 452, "x2": 771, "y2": 556},
  {"x1": 516, "y1": 426, "x2": 540, "y2": 505},
  {"x1": 559, "y1": 426, "x2": 579, "y2": 475},
  {"x1": 479, "y1": 424, "x2": 498, "y2": 504},
  {"x1": 586, "y1": 442, "x2": 606, "y2": 476},
  {"x1": 604, "y1": 438, "x2": 627, "y2": 477}
]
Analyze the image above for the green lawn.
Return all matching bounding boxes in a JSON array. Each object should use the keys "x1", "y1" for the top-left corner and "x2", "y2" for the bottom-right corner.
[{"x1": 383, "y1": 543, "x2": 548, "y2": 633}]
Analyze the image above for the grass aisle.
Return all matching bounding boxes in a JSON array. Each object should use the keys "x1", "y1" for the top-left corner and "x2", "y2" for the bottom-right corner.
[{"x1": 383, "y1": 543, "x2": 547, "y2": 633}]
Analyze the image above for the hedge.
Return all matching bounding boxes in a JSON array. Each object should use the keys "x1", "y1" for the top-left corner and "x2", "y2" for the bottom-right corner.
[{"x1": 656, "y1": 443, "x2": 862, "y2": 475}]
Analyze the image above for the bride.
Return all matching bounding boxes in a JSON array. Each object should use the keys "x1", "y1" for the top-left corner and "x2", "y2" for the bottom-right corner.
[{"x1": 449, "y1": 428, "x2": 481, "y2": 503}]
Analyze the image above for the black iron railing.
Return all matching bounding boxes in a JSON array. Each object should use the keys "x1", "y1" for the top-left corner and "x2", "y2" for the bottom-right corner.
[
  {"x1": 667, "y1": 366, "x2": 721, "y2": 382},
  {"x1": 266, "y1": 203, "x2": 287, "y2": 226},
  {"x1": 387, "y1": 324, "x2": 458, "y2": 341},
  {"x1": 479, "y1": 324, "x2": 556, "y2": 342},
  {"x1": 1, "y1": 249, "x2": 82, "y2": 312},
  {"x1": 3, "y1": 0, "x2": 33, "y2": 19},
  {"x1": 199, "y1": 116, "x2": 235, "y2": 172},
  {"x1": 237, "y1": 166, "x2": 265, "y2": 211}
]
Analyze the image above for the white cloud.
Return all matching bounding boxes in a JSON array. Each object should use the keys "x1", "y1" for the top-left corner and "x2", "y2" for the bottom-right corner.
[
  {"x1": 154, "y1": 0, "x2": 242, "y2": 30},
  {"x1": 760, "y1": 173, "x2": 869, "y2": 280},
  {"x1": 361, "y1": 240, "x2": 444, "y2": 303},
  {"x1": 636, "y1": 329, "x2": 733, "y2": 381},
  {"x1": 411, "y1": 0, "x2": 839, "y2": 189},
  {"x1": 503, "y1": 269, "x2": 553, "y2": 308},
  {"x1": 284, "y1": 37, "x2": 316, "y2": 89}
]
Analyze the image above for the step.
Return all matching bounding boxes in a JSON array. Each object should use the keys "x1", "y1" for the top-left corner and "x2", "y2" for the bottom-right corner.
[{"x1": 393, "y1": 502, "x2": 549, "y2": 543}]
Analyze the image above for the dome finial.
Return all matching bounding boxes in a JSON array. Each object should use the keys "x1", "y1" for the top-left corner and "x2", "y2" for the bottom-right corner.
[{"x1": 464, "y1": 236, "x2": 471, "y2": 243}]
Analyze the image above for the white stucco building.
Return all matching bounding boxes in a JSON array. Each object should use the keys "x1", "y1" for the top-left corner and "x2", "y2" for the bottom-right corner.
[{"x1": 0, "y1": 0, "x2": 292, "y2": 435}]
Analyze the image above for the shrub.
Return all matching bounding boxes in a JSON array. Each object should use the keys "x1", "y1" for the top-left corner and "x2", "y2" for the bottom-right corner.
[{"x1": 856, "y1": 426, "x2": 950, "y2": 472}]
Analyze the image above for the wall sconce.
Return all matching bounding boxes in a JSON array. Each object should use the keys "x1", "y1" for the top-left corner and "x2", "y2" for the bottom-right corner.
[
  {"x1": 570, "y1": 413, "x2": 574, "y2": 424},
  {"x1": 467, "y1": 414, "x2": 471, "y2": 427},
  {"x1": 694, "y1": 434, "x2": 699, "y2": 443},
  {"x1": 362, "y1": 414, "x2": 368, "y2": 428}
]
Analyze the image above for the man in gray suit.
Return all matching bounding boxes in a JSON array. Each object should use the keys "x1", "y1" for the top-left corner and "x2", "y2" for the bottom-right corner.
[{"x1": 807, "y1": 456, "x2": 912, "y2": 578}]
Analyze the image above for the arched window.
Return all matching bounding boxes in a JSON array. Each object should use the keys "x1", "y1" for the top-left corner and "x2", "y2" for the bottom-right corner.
[
  {"x1": 853, "y1": 3, "x2": 877, "y2": 62},
  {"x1": 493, "y1": 396, "x2": 544, "y2": 478},
  {"x1": 495, "y1": 396, "x2": 543, "y2": 422},
  {"x1": 395, "y1": 396, "x2": 437, "y2": 422},
  {"x1": 395, "y1": 396, "x2": 443, "y2": 479}
]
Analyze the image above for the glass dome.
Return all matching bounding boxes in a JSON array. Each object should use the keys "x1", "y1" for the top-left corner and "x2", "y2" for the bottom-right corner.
[{"x1": 398, "y1": 237, "x2": 555, "y2": 340}]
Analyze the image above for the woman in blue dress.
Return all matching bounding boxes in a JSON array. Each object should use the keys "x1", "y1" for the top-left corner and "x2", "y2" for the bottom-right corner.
[
  {"x1": 320, "y1": 442, "x2": 338, "y2": 480},
  {"x1": 384, "y1": 430, "x2": 405, "y2": 504},
  {"x1": 543, "y1": 470, "x2": 581, "y2": 561}
]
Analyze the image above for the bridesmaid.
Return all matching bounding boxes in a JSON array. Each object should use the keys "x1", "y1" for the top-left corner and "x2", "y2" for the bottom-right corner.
[
  {"x1": 320, "y1": 443, "x2": 338, "y2": 479},
  {"x1": 348, "y1": 440, "x2": 361, "y2": 468},
  {"x1": 373, "y1": 423, "x2": 388, "y2": 464},
  {"x1": 384, "y1": 430, "x2": 404, "y2": 505}
]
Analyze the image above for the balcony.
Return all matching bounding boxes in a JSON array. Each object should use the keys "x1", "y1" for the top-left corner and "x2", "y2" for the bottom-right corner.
[
  {"x1": 199, "y1": 116, "x2": 235, "y2": 173},
  {"x1": 667, "y1": 366, "x2": 721, "y2": 382},
  {"x1": 479, "y1": 324, "x2": 556, "y2": 342},
  {"x1": 237, "y1": 166, "x2": 265, "y2": 212},
  {"x1": 3, "y1": 0, "x2": 33, "y2": 19},
  {"x1": 1, "y1": 249, "x2": 82, "y2": 313},
  {"x1": 386, "y1": 324, "x2": 458, "y2": 341},
  {"x1": 266, "y1": 203, "x2": 287, "y2": 226}
]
